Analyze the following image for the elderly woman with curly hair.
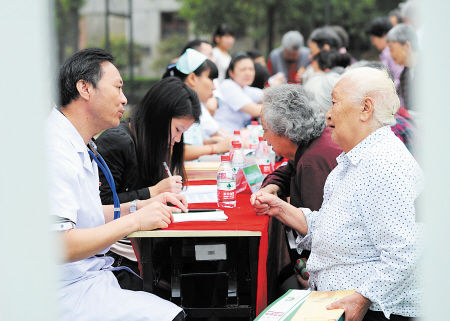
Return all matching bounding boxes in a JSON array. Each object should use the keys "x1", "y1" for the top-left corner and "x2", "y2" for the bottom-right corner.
[
  {"x1": 260, "y1": 84, "x2": 341, "y2": 210},
  {"x1": 257, "y1": 84, "x2": 342, "y2": 297}
]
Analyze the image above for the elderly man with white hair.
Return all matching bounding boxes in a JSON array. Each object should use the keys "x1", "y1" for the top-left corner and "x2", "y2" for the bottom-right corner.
[
  {"x1": 251, "y1": 67, "x2": 422, "y2": 321},
  {"x1": 267, "y1": 30, "x2": 310, "y2": 83}
]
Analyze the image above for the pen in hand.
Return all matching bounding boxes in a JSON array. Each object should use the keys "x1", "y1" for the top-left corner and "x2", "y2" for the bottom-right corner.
[
  {"x1": 188, "y1": 209, "x2": 221, "y2": 213},
  {"x1": 163, "y1": 161, "x2": 172, "y2": 177}
]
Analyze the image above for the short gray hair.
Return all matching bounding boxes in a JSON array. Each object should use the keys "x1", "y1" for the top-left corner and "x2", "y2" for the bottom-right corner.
[
  {"x1": 338, "y1": 67, "x2": 400, "y2": 127},
  {"x1": 304, "y1": 72, "x2": 340, "y2": 113},
  {"x1": 386, "y1": 23, "x2": 418, "y2": 51},
  {"x1": 281, "y1": 31, "x2": 304, "y2": 51},
  {"x1": 400, "y1": 0, "x2": 418, "y2": 23},
  {"x1": 262, "y1": 84, "x2": 326, "y2": 145}
]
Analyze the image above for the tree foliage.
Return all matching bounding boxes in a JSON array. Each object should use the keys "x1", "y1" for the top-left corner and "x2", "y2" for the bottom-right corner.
[
  {"x1": 91, "y1": 35, "x2": 145, "y2": 74},
  {"x1": 152, "y1": 34, "x2": 189, "y2": 75},
  {"x1": 177, "y1": 0, "x2": 402, "y2": 57},
  {"x1": 55, "y1": 0, "x2": 85, "y2": 64}
]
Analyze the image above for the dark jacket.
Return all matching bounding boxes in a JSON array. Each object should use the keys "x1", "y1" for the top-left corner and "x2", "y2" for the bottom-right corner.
[{"x1": 95, "y1": 122, "x2": 150, "y2": 204}]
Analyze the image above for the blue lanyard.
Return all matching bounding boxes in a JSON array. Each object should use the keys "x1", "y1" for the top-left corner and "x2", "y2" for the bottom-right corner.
[{"x1": 88, "y1": 142, "x2": 121, "y2": 220}]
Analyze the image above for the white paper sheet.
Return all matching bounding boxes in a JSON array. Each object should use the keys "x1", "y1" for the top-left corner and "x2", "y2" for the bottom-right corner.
[
  {"x1": 172, "y1": 210, "x2": 228, "y2": 223},
  {"x1": 181, "y1": 185, "x2": 218, "y2": 203}
]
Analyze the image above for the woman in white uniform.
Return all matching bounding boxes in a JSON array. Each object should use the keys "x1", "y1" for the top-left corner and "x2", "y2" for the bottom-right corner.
[
  {"x1": 214, "y1": 53, "x2": 263, "y2": 134},
  {"x1": 48, "y1": 48, "x2": 186, "y2": 321},
  {"x1": 164, "y1": 48, "x2": 231, "y2": 160}
]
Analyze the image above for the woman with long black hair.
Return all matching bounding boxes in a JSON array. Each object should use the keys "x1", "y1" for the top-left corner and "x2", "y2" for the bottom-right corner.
[{"x1": 95, "y1": 77, "x2": 201, "y2": 286}]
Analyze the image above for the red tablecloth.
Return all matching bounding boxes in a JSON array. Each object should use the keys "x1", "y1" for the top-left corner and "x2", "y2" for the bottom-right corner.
[{"x1": 165, "y1": 180, "x2": 269, "y2": 315}]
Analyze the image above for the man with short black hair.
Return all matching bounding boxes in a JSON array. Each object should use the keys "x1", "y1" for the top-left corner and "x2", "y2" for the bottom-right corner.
[{"x1": 48, "y1": 47, "x2": 186, "y2": 320}]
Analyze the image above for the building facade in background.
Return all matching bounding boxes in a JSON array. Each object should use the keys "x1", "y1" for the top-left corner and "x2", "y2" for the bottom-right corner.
[{"x1": 79, "y1": 0, "x2": 187, "y2": 77}]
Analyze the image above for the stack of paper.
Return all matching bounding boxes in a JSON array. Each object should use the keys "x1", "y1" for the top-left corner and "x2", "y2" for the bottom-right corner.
[
  {"x1": 255, "y1": 290, "x2": 311, "y2": 321},
  {"x1": 185, "y1": 161, "x2": 220, "y2": 181},
  {"x1": 255, "y1": 289, "x2": 355, "y2": 321},
  {"x1": 173, "y1": 210, "x2": 228, "y2": 223},
  {"x1": 181, "y1": 185, "x2": 217, "y2": 204}
]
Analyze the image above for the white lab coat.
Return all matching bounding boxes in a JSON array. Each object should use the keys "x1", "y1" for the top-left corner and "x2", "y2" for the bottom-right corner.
[{"x1": 47, "y1": 108, "x2": 182, "y2": 321}]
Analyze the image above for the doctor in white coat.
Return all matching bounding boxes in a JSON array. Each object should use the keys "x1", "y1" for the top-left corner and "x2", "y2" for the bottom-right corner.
[{"x1": 48, "y1": 48, "x2": 187, "y2": 321}]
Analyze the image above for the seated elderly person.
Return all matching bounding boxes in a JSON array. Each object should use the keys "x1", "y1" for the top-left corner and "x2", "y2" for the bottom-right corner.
[
  {"x1": 251, "y1": 67, "x2": 422, "y2": 321},
  {"x1": 261, "y1": 84, "x2": 342, "y2": 212},
  {"x1": 259, "y1": 84, "x2": 341, "y2": 297},
  {"x1": 349, "y1": 60, "x2": 416, "y2": 154},
  {"x1": 267, "y1": 30, "x2": 310, "y2": 84},
  {"x1": 387, "y1": 23, "x2": 419, "y2": 111}
]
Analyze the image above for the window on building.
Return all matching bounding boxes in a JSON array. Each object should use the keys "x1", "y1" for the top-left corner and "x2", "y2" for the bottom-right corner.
[{"x1": 161, "y1": 12, "x2": 188, "y2": 39}]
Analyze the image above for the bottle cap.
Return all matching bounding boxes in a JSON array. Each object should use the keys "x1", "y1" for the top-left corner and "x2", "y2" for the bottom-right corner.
[
  {"x1": 221, "y1": 155, "x2": 230, "y2": 162},
  {"x1": 251, "y1": 121, "x2": 259, "y2": 125},
  {"x1": 233, "y1": 130, "x2": 240, "y2": 135},
  {"x1": 258, "y1": 136, "x2": 264, "y2": 142},
  {"x1": 232, "y1": 141, "x2": 242, "y2": 148}
]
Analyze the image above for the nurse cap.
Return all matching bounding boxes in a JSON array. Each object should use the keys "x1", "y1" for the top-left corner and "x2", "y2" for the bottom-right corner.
[{"x1": 176, "y1": 48, "x2": 208, "y2": 74}]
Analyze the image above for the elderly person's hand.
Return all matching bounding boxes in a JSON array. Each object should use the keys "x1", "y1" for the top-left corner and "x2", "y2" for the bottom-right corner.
[
  {"x1": 326, "y1": 292, "x2": 371, "y2": 321},
  {"x1": 251, "y1": 185, "x2": 280, "y2": 215},
  {"x1": 251, "y1": 190, "x2": 309, "y2": 235},
  {"x1": 259, "y1": 184, "x2": 280, "y2": 196},
  {"x1": 250, "y1": 190, "x2": 286, "y2": 216}
]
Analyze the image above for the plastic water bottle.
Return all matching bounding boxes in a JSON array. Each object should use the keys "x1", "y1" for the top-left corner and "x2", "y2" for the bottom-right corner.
[
  {"x1": 248, "y1": 121, "x2": 260, "y2": 150},
  {"x1": 232, "y1": 130, "x2": 242, "y2": 144},
  {"x1": 255, "y1": 137, "x2": 273, "y2": 178},
  {"x1": 268, "y1": 145, "x2": 276, "y2": 170},
  {"x1": 229, "y1": 140, "x2": 240, "y2": 161},
  {"x1": 217, "y1": 155, "x2": 236, "y2": 208},
  {"x1": 230, "y1": 130, "x2": 242, "y2": 153},
  {"x1": 231, "y1": 141, "x2": 245, "y2": 175}
]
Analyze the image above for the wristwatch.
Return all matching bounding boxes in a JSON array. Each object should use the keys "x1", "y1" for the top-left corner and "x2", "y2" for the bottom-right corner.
[{"x1": 130, "y1": 199, "x2": 138, "y2": 213}]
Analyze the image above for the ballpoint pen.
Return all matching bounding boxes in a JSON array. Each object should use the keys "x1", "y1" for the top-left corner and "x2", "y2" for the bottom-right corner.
[
  {"x1": 187, "y1": 209, "x2": 221, "y2": 213},
  {"x1": 163, "y1": 161, "x2": 172, "y2": 177}
]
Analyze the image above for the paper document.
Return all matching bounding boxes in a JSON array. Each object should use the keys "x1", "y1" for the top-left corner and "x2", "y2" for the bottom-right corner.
[
  {"x1": 181, "y1": 185, "x2": 218, "y2": 203},
  {"x1": 255, "y1": 289, "x2": 311, "y2": 321},
  {"x1": 173, "y1": 210, "x2": 228, "y2": 223}
]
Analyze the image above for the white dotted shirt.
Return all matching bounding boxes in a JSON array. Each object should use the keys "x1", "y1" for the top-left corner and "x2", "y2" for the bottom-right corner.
[{"x1": 296, "y1": 126, "x2": 423, "y2": 318}]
